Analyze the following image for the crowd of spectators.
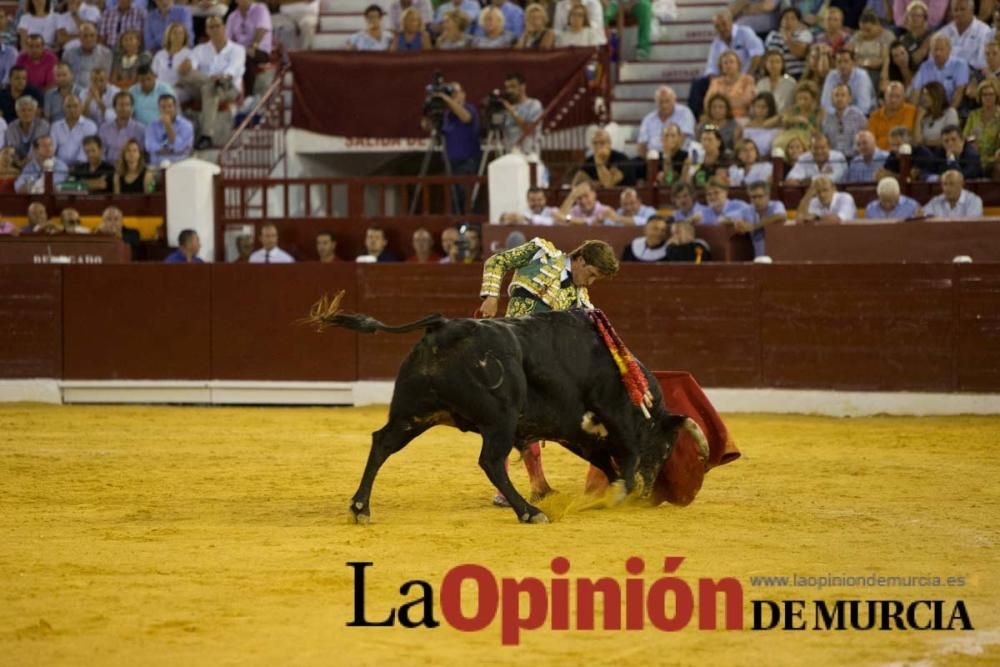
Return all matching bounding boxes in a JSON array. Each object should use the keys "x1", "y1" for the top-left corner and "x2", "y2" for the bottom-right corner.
[
  {"x1": 0, "y1": 0, "x2": 305, "y2": 197},
  {"x1": 347, "y1": 0, "x2": 652, "y2": 56}
]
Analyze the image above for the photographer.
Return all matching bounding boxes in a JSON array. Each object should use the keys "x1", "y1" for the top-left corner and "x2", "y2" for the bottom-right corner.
[
  {"x1": 500, "y1": 71, "x2": 543, "y2": 154},
  {"x1": 422, "y1": 80, "x2": 481, "y2": 212}
]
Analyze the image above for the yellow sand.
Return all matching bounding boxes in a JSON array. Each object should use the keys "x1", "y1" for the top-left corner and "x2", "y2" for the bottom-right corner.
[{"x1": 1, "y1": 404, "x2": 998, "y2": 666}]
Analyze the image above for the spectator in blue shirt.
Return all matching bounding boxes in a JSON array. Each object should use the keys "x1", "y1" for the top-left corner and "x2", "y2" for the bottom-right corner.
[
  {"x1": 144, "y1": 93, "x2": 193, "y2": 166},
  {"x1": 701, "y1": 177, "x2": 755, "y2": 225},
  {"x1": 864, "y1": 176, "x2": 923, "y2": 220},
  {"x1": 669, "y1": 181, "x2": 712, "y2": 223},
  {"x1": 426, "y1": 80, "x2": 480, "y2": 213},
  {"x1": 735, "y1": 180, "x2": 787, "y2": 257},
  {"x1": 130, "y1": 65, "x2": 177, "y2": 125},
  {"x1": 164, "y1": 228, "x2": 205, "y2": 263},
  {"x1": 909, "y1": 34, "x2": 969, "y2": 110},
  {"x1": 433, "y1": 0, "x2": 480, "y2": 33},
  {"x1": 15, "y1": 135, "x2": 69, "y2": 193},
  {"x1": 845, "y1": 130, "x2": 890, "y2": 183},
  {"x1": 146, "y1": 0, "x2": 194, "y2": 52}
]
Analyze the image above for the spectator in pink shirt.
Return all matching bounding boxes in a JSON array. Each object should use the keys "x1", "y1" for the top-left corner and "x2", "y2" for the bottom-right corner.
[
  {"x1": 557, "y1": 179, "x2": 614, "y2": 225},
  {"x1": 15, "y1": 35, "x2": 56, "y2": 90},
  {"x1": 225, "y1": 0, "x2": 272, "y2": 98}
]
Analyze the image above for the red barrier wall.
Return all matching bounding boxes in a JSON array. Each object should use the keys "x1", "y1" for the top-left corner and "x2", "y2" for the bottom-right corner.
[
  {"x1": 2, "y1": 263, "x2": 1000, "y2": 392},
  {"x1": 0, "y1": 265, "x2": 62, "y2": 378}
]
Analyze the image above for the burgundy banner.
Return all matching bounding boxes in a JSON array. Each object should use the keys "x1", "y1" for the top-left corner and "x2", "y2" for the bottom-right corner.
[{"x1": 289, "y1": 49, "x2": 596, "y2": 138}]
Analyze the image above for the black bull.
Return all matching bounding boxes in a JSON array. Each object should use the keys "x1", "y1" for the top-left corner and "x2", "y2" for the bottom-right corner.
[{"x1": 309, "y1": 296, "x2": 708, "y2": 523}]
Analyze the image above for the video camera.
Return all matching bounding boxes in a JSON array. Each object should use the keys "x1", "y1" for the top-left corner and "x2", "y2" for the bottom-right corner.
[
  {"x1": 423, "y1": 69, "x2": 454, "y2": 126},
  {"x1": 482, "y1": 89, "x2": 509, "y2": 131}
]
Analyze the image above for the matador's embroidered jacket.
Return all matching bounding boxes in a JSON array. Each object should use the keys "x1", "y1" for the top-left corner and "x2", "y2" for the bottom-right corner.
[{"x1": 479, "y1": 237, "x2": 594, "y2": 318}]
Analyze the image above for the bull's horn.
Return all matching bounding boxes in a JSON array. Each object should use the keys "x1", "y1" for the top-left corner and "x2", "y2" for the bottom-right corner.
[{"x1": 683, "y1": 417, "x2": 710, "y2": 465}]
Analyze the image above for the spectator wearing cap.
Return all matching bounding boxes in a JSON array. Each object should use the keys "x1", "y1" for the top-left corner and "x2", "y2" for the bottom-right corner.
[
  {"x1": 164, "y1": 229, "x2": 204, "y2": 263},
  {"x1": 796, "y1": 174, "x2": 856, "y2": 222},
  {"x1": 5, "y1": 95, "x2": 49, "y2": 164},
  {"x1": 62, "y1": 23, "x2": 114, "y2": 87},
  {"x1": 98, "y1": 0, "x2": 146, "y2": 51},
  {"x1": 14, "y1": 135, "x2": 69, "y2": 193},
  {"x1": 99, "y1": 90, "x2": 145, "y2": 162},
  {"x1": 50, "y1": 94, "x2": 97, "y2": 166},
  {"x1": 225, "y1": 0, "x2": 271, "y2": 97},
  {"x1": 924, "y1": 169, "x2": 983, "y2": 218},
  {"x1": 864, "y1": 176, "x2": 922, "y2": 219}
]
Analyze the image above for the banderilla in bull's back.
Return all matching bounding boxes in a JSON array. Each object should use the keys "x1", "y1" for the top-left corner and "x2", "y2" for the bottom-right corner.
[{"x1": 303, "y1": 291, "x2": 709, "y2": 524}]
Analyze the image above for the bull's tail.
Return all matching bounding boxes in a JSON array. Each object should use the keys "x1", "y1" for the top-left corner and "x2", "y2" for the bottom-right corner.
[{"x1": 303, "y1": 291, "x2": 446, "y2": 334}]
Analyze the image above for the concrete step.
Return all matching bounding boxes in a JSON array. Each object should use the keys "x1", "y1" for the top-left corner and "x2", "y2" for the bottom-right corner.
[
  {"x1": 321, "y1": 13, "x2": 365, "y2": 32},
  {"x1": 648, "y1": 40, "x2": 711, "y2": 61},
  {"x1": 662, "y1": 4, "x2": 725, "y2": 20},
  {"x1": 315, "y1": 31, "x2": 352, "y2": 49},
  {"x1": 614, "y1": 81, "x2": 691, "y2": 100},
  {"x1": 656, "y1": 21, "x2": 718, "y2": 42},
  {"x1": 611, "y1": 98, "x2": 657, "y2": 123},
  {"x1": 324, "y1": 0, "x2": 387, "y2": 13},
  {"x1": 619, "y1": 60, "x2": 704, "y2": 82}
]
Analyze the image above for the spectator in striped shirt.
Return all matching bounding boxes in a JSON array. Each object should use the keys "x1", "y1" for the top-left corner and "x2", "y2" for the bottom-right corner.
[
  {"x1": 99, "y1": 0, "x2": 147, "y2": 51},
  {"x1": 822, "y1": 82, "x2": 868, "y2": 156},
  {"x1": 764, "y1": 7, "x2": 813, "y2": 79}
]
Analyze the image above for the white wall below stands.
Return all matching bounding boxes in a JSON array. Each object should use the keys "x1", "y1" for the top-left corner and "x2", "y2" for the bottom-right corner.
[{"x1": 1, "y1": 380, "x2": 998, "y2": 416}]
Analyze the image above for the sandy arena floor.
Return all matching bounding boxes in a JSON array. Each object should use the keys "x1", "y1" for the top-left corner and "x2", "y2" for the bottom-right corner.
[{"x1": 1, "y1": 404, "x2": 998, "y2": 666}]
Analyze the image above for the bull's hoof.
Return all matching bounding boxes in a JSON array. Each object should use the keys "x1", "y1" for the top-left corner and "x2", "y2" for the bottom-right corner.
[
  {"x1": 606, "y1": 480, "x2": 628, "y2": 507},
  {"x1": 348, "y1": 501, "x2": 370, "y2": 525},
  {"x1": 519, "y1": 509, "x2": 550, "y2": 524}
]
